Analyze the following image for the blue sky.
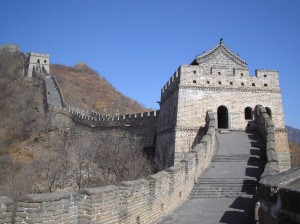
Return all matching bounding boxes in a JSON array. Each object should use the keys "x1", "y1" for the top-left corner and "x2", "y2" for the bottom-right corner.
[{"x1": 1, "y1": 0, "x2": 300, "y2": 129}]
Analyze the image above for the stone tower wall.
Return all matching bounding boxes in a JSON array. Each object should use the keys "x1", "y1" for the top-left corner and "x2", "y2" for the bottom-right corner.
[
  {"x1": 157, "y1": 42, "x2": 289, "y2": 167},
  {"x1": 24, "y1": 52, "x2": 50, "y2": 77}
]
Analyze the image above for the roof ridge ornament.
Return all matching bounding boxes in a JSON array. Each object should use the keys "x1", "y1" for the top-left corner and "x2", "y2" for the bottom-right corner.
[{"x1": 219, "y1": 38, "x2": 223, "y2": 45}]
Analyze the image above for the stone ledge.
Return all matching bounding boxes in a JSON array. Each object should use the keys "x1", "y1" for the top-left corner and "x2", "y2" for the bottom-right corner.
[
  {"x1": 120, "y1": 179, "x2": 148, "y2": 188},
  {"x1": 166, "y1": 163, "x2": 185, "y2": 173},
  {"x1": 148, "y1": 171, "x2": 169, "y2": 180},
  {"x1": 20, "y1": 188, "x2": 76, "y2": 203},
  {"x1": 79, "y1": 185, "x2": 118, "y2": 196},
  {"x1": 0, "y1": 196, "x2": 13, "y2": 205}
]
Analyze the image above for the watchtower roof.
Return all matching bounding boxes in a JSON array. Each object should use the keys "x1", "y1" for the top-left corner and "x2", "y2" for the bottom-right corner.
[{"x1": 191, "y1": 39, "x2": 248, "y2": 67}]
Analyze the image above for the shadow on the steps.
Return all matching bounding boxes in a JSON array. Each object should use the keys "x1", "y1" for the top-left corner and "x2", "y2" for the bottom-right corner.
[{"x1": 220, "y1": 196, "x2": 255, "y2": 224}]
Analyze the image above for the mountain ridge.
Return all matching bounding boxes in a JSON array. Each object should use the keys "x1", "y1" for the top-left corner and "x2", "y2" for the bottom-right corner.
[
  {"x1": 286, "y1": 125, "x2": 300, "y2": 145},
  {"x1": 50, "y1": 63, "x2": 150, "y2": 116}
]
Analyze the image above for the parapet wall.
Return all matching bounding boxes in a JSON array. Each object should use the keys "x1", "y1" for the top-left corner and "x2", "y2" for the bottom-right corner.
[
  {"x1": 1, "y1": 112, "x2": 217, "y2": 224},
  {"x1": 257, "y1": 167, "x2": 300, "y2": 224},
  {"x1": 254, "y1": 105, "x2": 280, "y2": 176},
  {"x1": 254, "y1": 105, "x2": 291, "y2": 172},
  {"x1": 161, "y1": 70, "x2": 180, "y2": 101},
  {"x1": 48, "y1": 104, "x2": 159, "y2": 128},
  {"x1": 161, "y1": 65, "x2": 280, "y2": 103},
  {"x1": 252, "y1": 105, "x2": 298, "y2": 224}
]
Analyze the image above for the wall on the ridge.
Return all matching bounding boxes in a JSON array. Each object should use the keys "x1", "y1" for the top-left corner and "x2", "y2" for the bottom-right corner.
[
  {"x1": 8, "y1": 112, "x2": 217, "y2": 224},
  {"x1": 71, "y1": 119, "x2": 159, "y2": 155}
]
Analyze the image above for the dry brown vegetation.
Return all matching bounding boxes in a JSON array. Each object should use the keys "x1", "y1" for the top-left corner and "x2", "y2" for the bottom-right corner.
[
  {"x1": 51, "y1": 63, "x2": 150, "y2": 115},
  {"x1": 0, "y1": 50, "x2": 154, "y2": 205},
  {"x1": 289, "y1": 141, "x2": 300, "y2": 168}
]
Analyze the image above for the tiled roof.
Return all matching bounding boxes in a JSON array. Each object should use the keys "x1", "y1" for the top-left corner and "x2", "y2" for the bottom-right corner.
[{"x1": 192, "y1": 41, "x2": 248, "y2": 66}]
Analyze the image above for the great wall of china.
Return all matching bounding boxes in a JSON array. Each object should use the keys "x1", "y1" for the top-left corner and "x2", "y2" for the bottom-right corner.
[{"x1": 1, "y1": 42, "x2": 300, "y2": 223}]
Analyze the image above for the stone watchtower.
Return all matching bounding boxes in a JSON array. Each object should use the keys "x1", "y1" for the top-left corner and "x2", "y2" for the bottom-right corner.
[
  {"x1": 24, "y1": 52, "x2": 50, "y2": 77},
  {"x1": 156, "y1": 40, "x2": 291, "y2": 170}
]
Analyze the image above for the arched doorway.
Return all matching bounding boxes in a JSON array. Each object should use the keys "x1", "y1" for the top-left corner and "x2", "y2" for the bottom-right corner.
[
  {"x1": 217, "y1": 106, "x2": 228, "y2": 129},
  {"x1": 266, "y1": 107, "x2": 272, "y2": 118},
  {"x1": 244, "y1": 107, "x2": 253, "y2": 120}
]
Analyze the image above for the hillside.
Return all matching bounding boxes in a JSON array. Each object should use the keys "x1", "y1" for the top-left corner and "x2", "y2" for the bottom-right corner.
[
  {"x1": 286, "y1": 125, "x2": 300, "y2": 145},
  {"x1": 51, "y1": 63, "x2": 149, "y2": 115},
  {"x1": 286, "y1": 125, "x2": 300, "y2": 167},
  {"x1": 0, "y1": 51, "x2": 154, "y2": 199}
]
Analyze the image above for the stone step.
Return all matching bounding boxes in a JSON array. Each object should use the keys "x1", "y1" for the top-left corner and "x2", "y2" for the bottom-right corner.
[
  {"x1": 195, "y1": 178, "x2": 257, "y2": 183},
  {"x1": 192, "y1": 184, "x2": 256, "y2": 190},
  {"x1": 213, "y1": 156, "x2": 266, "y2": 162},
  {"x1": 191, "y1": 178, "x2": 257, "y2": 199},
  {"x1": 190, "y1": 192, "x2": 254, "y2": 198}
]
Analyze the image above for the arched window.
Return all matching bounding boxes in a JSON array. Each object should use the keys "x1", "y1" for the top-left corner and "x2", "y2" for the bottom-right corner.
[
  {"x1": 37, "y1": 59, "x2": 40, "y2": 63},
  {"x1": 217, "y1": 106, "x2": 228, "y2": 129},
  {"x1": 244, "y1": 107, "x2": 253, "y2": 120},
  {"x1": 266, "y1": 107, "x2": 272, "y2": 118}
]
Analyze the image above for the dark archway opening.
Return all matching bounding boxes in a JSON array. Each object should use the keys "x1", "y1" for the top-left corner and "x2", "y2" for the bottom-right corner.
[
  {"x1": 217, "y1": 106, "x2": 228, "y2": 129},
  {"x1": 244, "y1": 107, "x2": 253, "y2": 120},
  {"x1": 266, "y1": 107, "x2": 272, "y2": 119}
]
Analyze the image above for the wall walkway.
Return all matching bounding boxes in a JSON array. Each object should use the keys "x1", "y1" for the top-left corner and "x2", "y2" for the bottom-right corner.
[{"x1": 160, "y1": 131, "x2": 266, "y2": 224}]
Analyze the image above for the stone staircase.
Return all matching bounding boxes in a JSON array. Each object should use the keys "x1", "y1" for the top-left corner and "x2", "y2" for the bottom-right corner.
[
  {"x1": 44, "y1": 75, "x2": 63, "y2": 107},
  {"x1": 160, "y1": 131, "x2": 266, "y2": 224},
  {"x1": 191, "y1": 178, "x2": 257, "y2": 198}
]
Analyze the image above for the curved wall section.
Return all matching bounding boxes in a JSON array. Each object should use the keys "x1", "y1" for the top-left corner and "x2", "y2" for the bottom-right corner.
[{"x1": 1, "y1": 112, "x2": 217, "y2": 224}]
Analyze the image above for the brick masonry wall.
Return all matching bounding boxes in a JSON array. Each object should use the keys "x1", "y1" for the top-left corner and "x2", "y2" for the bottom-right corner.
[
  {"x1": 157, "y1": 43, "x2": 287, "y2": 165},
  {"x1": 172, "y1": 87, "x2": 285, "y2": 158},
  {"x1": 4, "y1": 112, "x2": 217, "y2": 224},
  {"x1": 15, "y1": 188, "x2": 78, "y2": 224},
  {"x1": 0, "y1": 196, "x2": 13, "y2": 224}
]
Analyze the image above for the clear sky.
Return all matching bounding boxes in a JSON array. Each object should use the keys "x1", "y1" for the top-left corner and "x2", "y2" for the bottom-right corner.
[{"x1": 1, "y1": 0, "x2": 300, "y2": 129}]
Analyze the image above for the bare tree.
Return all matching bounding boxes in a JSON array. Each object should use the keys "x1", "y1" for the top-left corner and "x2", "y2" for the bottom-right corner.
[
  {"x1": 68, "y1": 130, "x2": 99, "y2": 190},
  {"x1": 95, "y1": 130, "x2": 153, "y2": 185}
]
